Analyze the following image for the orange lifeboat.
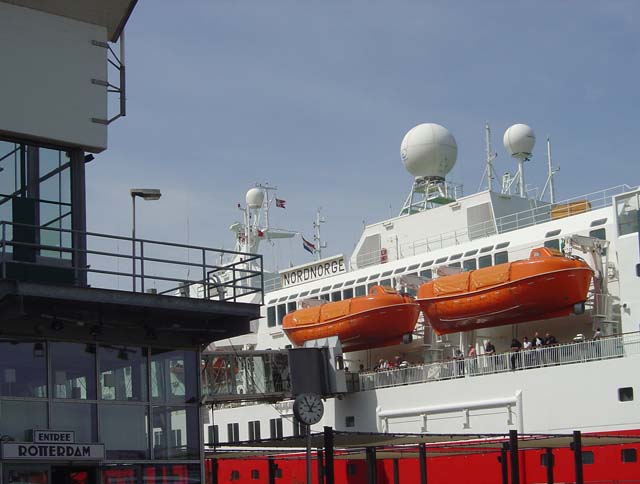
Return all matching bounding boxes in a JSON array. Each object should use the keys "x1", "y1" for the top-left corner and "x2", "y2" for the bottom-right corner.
[
  {"x1": 416, "y1": 247, "x2": 593, "y2": 335},
  {"x1": 282, "y1": 285, "x2": 420, "y2": 352}
]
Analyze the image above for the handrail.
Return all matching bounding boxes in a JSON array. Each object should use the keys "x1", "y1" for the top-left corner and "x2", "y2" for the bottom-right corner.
[
  {"x1": 358, "y1": 332, "x2": 640, "y2": 391},
  {"x1": 0, "y1": 220, "x2": 264, "y2": 303}
]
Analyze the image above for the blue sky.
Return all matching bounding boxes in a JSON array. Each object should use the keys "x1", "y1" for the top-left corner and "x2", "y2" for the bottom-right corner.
[{"x1": 88, "y1": 0, "x2": 639, "y2": 272}]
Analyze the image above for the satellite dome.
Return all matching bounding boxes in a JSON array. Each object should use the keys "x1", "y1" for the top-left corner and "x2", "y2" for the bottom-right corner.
[
  {"x1": 400, "y1": 123, "x2": 457, "y2": 178},
  {"x1": 245, "y1": 188, "x2": 265, "y2": 209},
  {"x1": 503, "y1": 124, "x2": 536, "y2": 160}
]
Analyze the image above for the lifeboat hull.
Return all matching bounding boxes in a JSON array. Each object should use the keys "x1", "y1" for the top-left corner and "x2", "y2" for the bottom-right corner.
[
  {"x1": 417, "y1": 248, "x2": 593, "y2": 335},
  {"x1": 283, "y1": 286, "x2": 420, "y2": 352}
]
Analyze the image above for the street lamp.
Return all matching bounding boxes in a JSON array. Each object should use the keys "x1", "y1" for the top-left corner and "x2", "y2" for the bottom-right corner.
[{"x1": 130, "y1": 188, "x2": 161, "y2": 291}]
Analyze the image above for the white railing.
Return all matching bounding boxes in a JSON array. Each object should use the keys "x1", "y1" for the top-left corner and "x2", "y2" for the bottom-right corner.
[
  {"x1": 358, "y1": 332, "x2": 640, "y2": 391},
  {"x1": 352, "y1": 185, "x2": 633, "y2": 270}
]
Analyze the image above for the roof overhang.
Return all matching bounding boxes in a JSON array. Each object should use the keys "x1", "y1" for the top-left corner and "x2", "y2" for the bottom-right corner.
[{"x1": 0, "y1": 0, "x2": 138, "y2": 41}]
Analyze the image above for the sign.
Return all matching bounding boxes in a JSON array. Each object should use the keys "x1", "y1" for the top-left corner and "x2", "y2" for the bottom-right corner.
[
  {"x1": 280, "y1": 255, "x2": 346, "y2": 288},
  {"x1": 1, "y1": 443, "x2": 105, "y2": 460},
  {"x1": 0, "y1": 428, "x2": 104, "y2": 461}
]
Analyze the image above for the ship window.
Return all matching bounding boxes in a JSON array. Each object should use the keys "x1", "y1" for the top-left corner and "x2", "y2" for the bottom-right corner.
[
  {"x1": 310, "y1": 288, "x2": 320, "y2": 295},
  {"x1": 381, "y1": 270, "x2": 393, "y2": 277},
  {"x1": 420, "y1": 269, "x2": 432, "y2": 280},
  {"x1": 368, "y1": 274, "x2": 380, "y2": 280},
  {"x1": 343, "y1": 288, "x2": 354, "y2": 299},
  {"x1": 277, "y1": 304, "x2": 286, "y2": 325},
  {"x1": 589, "y1": 228, "x2": 606, "y2": 240},
  {"x1": 480, "y1": 245, "x2": 493, "y2": 253},
  {"x1": 494, "y1": 251, "x2": 508, "y2": 265},
  {"x1": 319, "y1": 293, "x2": 330, "y2": 302},
  {"x1": 479, "y1": 255, "x2": 492, "y2": 268},
  {"x1": 267, "y1": 306, "x2": 276, "y2": 328},
  {"x1": 393, "y1": 267, "x2": 406, "y2": 274},
  {"x1": 227, "y1": 423, "x2": 240, "y2": 443},
  {"x1": 345, "y1": 416, "x2": 355, "y2": 427},
  {"x1": 408, "y1": 264, "x2": 420, "y2": 271},
  {"x1": 356, "y1": 277, "x2": 367, "y2": 283},
  {"x1": 619, "y1": 387, "x2": 634, "y2": 401},
  {"x1": 267, "y1": 299, "x2": 277, "y2": 305},
  {"x1": 545, "y1": 229, "x2": 561, "y2": 237},
  {"x1": 449, "y1": 253, "x2": 462, "y2": 260},
  {"x1": 208, "y1": 425, "x2": 219, "y2": 446},
  {"x1": 275, "y1": 469, "x2": 283, "y2": 478},
  {"x1": 463, "y1": 259, "x2": 477, "y2": 271},
  {"x1": 582, "y1": 451, "x2": 594, "y2": 464},
  {"x1": 270, "y1": 418, "x2": 283, "y2": 439},
  {"x1": 332, "y1": 282, "x2": 344, "y2": 289},
  {"x1": 287, "y1": 302, "x2": 297, "y2": 313},
  {"x1": 367, "y1": 283, "x2": 377, "y2": 292},
  {"x1": 299, "y1": 291, "x2": 309, "y2": 297},
  {"x1": 590, "y1": 218, "x2": 607, "y2": 227},
  {"x1": 288, "y1": 294, "x2": 298, "y2": 300},
  {"x1": 380, "y1": 279, "x2": 391, "y2": 287},
  {"x1": 251, "y1": 469, "x2": 260, "y2": 480},
  {"x1": 248, "y1": 420, "x2": 261, "y2": 440},
  {"x1": 544, "y1": 239, "x2": 560, "y2": 250},
  {"x1": 344, "y1": 280, "x2": 355, "y2": 286},
  {"x1": 278, "y1": 296, "x2": 287, "y2": 302},
  {"x1": 622, "y1": 448, "x2": 637, "y2": 463},
  {"x1": 448, "y1": 262, "x2": 461, "y2": 268},
  {"x1": 355, "y1": 285, "x2": 366, "y2": 296},
  {"x1": 321, "y1": 286, "x2": 331, "y2": 292},
  {"x1": 421, "y1": 260, "x2": 434, "y2": 267},
  {"x1": 435, "y1": 257, "x2": 448, "y2": 264},
  {"x1": 495, "y1": 242, "x2": 510, "y2": 249},
  {"x1": 331, "y1": 291, "x2": 342, "y2": 301},
  {"x1": 230, "y1": 470, "x2": 240, "y2": 481},
  {"x1": 464, "y1": 249, "x2": 478, "y2": 256}
]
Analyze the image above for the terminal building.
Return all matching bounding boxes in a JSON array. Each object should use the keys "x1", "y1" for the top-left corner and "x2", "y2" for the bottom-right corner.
[{"x1": 0, "y1": 2, "x2": 261, "y2": 483}]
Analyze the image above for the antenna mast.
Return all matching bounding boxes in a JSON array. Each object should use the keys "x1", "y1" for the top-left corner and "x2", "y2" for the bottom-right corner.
[
  {"x1": 479, "y1": 122, "x2": 497, "y2": 191},
  {"x1": 539, "y1": 137, "x2": 559, "y2": 204},
  {"x1": 313, "y1": 208, "x2": 327, "y2": 261}
]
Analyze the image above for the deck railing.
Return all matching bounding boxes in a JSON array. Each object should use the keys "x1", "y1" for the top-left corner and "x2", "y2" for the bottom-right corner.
[
  {"x1": 0, "y1": 221, "x2": 263, "y2": 303},
  {"x1": 359, "y1": 332, "x2": 640, "y2": 391}
]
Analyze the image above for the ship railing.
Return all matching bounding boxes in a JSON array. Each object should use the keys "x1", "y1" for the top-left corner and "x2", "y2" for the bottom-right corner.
[
  {"x1": 352, "y1": 184, "x2": 633, "y2": 270},
  {"x1": 358, "y1": 332, "x2": 640, "y2": 391},
  {"x1": 0, "y1": 220, "x2": 264, "y2": 303}
]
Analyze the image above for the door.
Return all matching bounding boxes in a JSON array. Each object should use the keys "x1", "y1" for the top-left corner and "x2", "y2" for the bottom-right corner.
[
  {"x1": 50, "y1": 467, "x2": 95, "y2": 484},
  {"x1": 3, "y1": 465, "x2": 49, "y2": 484}
]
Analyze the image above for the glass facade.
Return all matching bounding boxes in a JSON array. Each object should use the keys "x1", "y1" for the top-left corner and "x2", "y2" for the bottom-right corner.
[{"x1": 0, "y1": 339, "x2": 201, "y2": 466}]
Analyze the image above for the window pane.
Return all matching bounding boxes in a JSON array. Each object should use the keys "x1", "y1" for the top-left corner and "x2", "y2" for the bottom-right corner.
[
  {"x1": 50, "y1": 342, "x2": 96, "y2": 400},
  {"x1": 100, "y1": 346, "x2": 148, "y2": 401},
  {"x1": 143, "y1": 465, "x2": 200, "y2": 484},
  {"x1": 267, "y1": 306, "x2": 276, "y2": 327},
  {"x1": 277, "y1": 304, "x2": 286, "y2": 325},
  {"x1": 100, "y1": 404, "x2": 149, "y2": 459},
  {"x1": 0, "y1": 399, "x2": 47, "y2": 440},
  {"x1": 355, "y1": 285, "x2": 366, "y2": 296},
  {"x1": 544, "y1": 239, "x2": 560, "y2": 250},
  {"x1": 152, "y1": 406, "x2": 199, "y2": 460},
  {"x1": 51, "y1": 402, "x2": 97, "y2": 442},
  {"x1": 494, "y1": 251, "x2": 509, "y2": 265},
  {"x1": 343, "y1": 288, "x2": 354, "y2": 299},
  {"x1": 151, "y1": 349, "x2": 197, "y2": 404},
  {"x1": 0, "y1": 340, "x2": 47, "y2": 397},
  {"x1": 463, "y1": 259, "x2": 477, "y2": 272}
]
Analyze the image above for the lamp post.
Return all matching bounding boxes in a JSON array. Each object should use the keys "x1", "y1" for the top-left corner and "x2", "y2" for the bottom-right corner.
[{"x1": 130, "y1": 188, "x2": 161, "y2": 292}]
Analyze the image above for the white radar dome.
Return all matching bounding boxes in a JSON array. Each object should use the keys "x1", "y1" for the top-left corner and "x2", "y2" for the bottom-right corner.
[
  {"x1": 245, "y1": 188, "x2": 265, "y2": 209},
  {"x1": 400, "y1": 123, "x2": 457, "y2": 178},
  {"x1": 503, "y1": 124, "x2": 536, "y2": 160}
]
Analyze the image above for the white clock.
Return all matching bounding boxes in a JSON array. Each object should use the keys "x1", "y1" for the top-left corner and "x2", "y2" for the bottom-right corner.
[{"x1": 293, "y1": 393, "x2": 324, "y2": 425}]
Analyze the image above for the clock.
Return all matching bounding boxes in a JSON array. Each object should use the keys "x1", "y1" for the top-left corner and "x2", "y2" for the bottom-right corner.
[{"x1": 293, "y1": 393, "x2": 324, "y2": 425}]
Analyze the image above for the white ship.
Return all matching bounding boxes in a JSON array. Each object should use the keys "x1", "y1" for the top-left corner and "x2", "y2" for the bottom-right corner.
[{"x1": 204, "y1": 122, "x2": 640, "y2": 480}]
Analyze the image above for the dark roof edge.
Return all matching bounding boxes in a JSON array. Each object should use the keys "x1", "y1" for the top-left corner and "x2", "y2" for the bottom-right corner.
[{"x1": 111, "y1": 0, "x2": 139, "y2": 42}]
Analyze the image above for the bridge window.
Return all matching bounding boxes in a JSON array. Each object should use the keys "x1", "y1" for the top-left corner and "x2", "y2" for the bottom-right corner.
[
  {"x1": 494, "y1": 251, "x2": 508, "y2": 265},
  {"x1": 420, "y1": 269, "x2": 432, "y2": 280},
  {"x1": 407, "y1": 264, "x2": 420, "y2": 271},
  {"x1": 495, "y1": 241, "x2": 510, "y2": 249},
  {"x1": 449, "y1": 253, "x2": 462, "y2": 261},
  {"x1": 393, "y1": 267, "x2": 406, "y2": 274},
  {"x1": 448, "y1": 262, "x2": 461, "y2": 268},
  {"x1": 380, "y1": 279, "x2": 391, "y2": 288},
  {"x1": 479, "y1": 254, "x2": 492, "y2": 268},
  {"x1": 616, "y1": 193, "x2": 639, "y2": 236},
  {"x1": 344, "y1": 280, "x2": 355, "y2": 286},
  {"x1": 331, "y1": 291, "x2": 342, "y2": 301},
  {"x1": 319, "y1": 293, "x2": 330, "y2": 302},
  {"x1": 287, "y1": 302, "x2": 297, "y2": 313},
  {"x1": 435, "y1": 257, "x2": 447, "y2": 264},
  {"x1": 267, "y1": 306, "x2": 276, "y2": 328},
  {"x1": 343, "y1": 288, "x2": 354, "y2": 299},
  {"x1": 248, "y1": 420, "x2": 261, "y2": 440},
  {"x1": 355, "y1": 285, "x2": 366, "y2": 296},
  {"x1": 332, "y1": 282, "x2": 343, "y2": 289},
  {"x1": 356, "y1": 277, "x2": 367, "y2": 283},
  {"x1": 464, "y1": 249, "x2": 478, "y2": 256},
  {"x1": 544, "y1": 239, "x2": 560, "y2": 250},
  {"x1": 622, "y1": 448, "x2": 637, "y2": 463},
  {"x1": 619, "y1": 387, "x2": 634, "y2": 402},
  {"x1": 590, "y1": 218, "x2": 607, "y2": 227},
  {"x1": 270, "y1": 418, "x2": 283, "y2": 438},
  {"x1": 421, "y1": 260, "x2": 434, "y2": 267},
  {"x1": 227, "y1": 422, "x2": 240, "y2": 443},
  {"x1": 277, "y1": 304, "x2": 286, "y2": 325},
  {"x1": 480, "y1": 245, "x2": 493, "y2": 253},
  {"x1": 463, "y1": 259, "x2": 477, "y2": 272},
  {"x1": 381, "y1": 270, "x2": 393, "y2": 277},
  {"x1": 545, "y1": 229, "x2": 561, "y2": 237},
  {"x1": 589, "y1": 228, "x2": 606, "y2": 240}
]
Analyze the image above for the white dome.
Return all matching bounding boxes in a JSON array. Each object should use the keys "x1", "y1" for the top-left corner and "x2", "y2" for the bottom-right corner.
[
  {"x1": 503, "y1": 124, "x2": 536, "y2": 160},
  {"x1": 400, "y1": 123, "x2": 457, "y2": 178},
  {"x1": 245, "y1": 188, "x2": 265, "y2": 209}
]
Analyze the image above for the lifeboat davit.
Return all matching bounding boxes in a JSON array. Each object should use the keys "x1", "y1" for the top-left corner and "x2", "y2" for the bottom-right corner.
[
  {"x1": 416, "y1": 247, "x2": 593, "y2": 335},
  {"x1": 282, "y1": 286, "x2": 420, "y2": 352}
]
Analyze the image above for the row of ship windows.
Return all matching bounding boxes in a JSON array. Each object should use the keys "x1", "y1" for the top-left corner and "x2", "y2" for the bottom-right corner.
[{"x1": 266, "y1": 226, "x2": 608, "y2": 327}]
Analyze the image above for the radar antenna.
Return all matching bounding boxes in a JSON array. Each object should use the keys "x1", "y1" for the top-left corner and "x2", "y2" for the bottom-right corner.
[{"x1": 502, "y1": 124, "x2": 536, "y2": 197}]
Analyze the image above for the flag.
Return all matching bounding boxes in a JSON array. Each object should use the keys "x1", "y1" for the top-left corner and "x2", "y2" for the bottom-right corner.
[
  {"x1": 275, "y1": 198, "x2": 286, "y2": 209},
  {"x1": 257, "y1": 229, "x2": 264, "y2": 237},
  {"x1": 302, "y1": 236, "x2": 316, "y2": 254}
]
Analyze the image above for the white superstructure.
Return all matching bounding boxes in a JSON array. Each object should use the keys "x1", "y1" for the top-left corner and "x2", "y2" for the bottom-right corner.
[{"x1": 206, "y1": 123, "x2": 640, "y2": 446}]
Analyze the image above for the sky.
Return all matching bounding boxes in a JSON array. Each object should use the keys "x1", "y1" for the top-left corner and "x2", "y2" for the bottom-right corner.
[{"x1": 87, "y1": 0, "x2": 640, "y2": 274}]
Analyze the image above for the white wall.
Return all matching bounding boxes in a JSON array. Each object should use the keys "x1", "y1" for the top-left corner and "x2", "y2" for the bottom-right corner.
[{"x1": 0, "y1": 3, "x2": 108, "y2": 152}]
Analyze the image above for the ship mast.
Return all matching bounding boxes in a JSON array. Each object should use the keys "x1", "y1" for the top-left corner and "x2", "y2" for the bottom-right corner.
[
  {"x1": 478, "y1": 122, "x2": 498, "y2": 192},
  {"x1": 312, "y1": 207, "x2": 327, "y2": 261}
]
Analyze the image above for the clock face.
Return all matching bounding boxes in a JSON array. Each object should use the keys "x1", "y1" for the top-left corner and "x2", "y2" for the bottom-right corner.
[{"x1": 293, "y1": 393, "x2": 324, "y2": 426}]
